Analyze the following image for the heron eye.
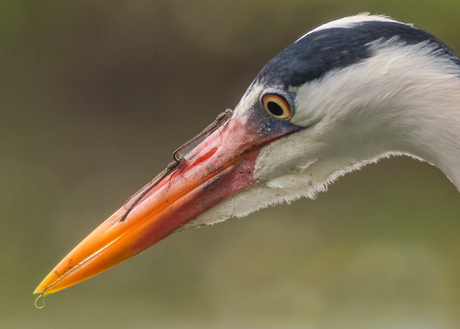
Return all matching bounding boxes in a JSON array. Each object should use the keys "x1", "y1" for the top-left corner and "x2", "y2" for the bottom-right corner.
[{"x1": 261, "y1": 93, "x2": 292, "y2": 119}]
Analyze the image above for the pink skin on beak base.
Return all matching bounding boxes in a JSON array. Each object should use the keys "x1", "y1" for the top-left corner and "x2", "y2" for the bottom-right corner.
[{"x1": 34, "y1": 113, "x2": 264, "y2": 295}]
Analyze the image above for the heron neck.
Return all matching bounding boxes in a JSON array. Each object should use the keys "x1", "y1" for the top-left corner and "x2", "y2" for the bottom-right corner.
[{"x1": 399, "y1": 83, "x2": 460, "y2": 191}]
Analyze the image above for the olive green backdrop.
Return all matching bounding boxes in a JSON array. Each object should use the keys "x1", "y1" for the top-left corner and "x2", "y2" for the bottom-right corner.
[{"x1": 2, "y1": 1, "x2": 460, "y2": 328}]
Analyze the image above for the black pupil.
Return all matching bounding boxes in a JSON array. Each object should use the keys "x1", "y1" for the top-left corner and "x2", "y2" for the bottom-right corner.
[{"x1": 266, "y1": 101, "x2": 284, "y2": 116}]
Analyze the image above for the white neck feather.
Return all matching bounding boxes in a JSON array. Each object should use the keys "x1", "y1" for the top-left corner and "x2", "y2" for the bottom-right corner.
[{"x1": 401, "y1": 80, "x2": 460, "y2": 188}]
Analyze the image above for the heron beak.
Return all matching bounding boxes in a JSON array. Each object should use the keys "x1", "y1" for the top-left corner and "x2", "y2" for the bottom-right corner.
[{"x1": 35, "y1": 110, "x2": 297, "y2": 295}]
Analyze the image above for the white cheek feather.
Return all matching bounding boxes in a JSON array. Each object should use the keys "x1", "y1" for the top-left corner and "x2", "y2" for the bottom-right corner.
[{"x1": 291, "y1": 40, "x2": 460, "y2": 180}]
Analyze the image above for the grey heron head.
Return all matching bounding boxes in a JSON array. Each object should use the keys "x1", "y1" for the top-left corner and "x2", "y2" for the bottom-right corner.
[{"x1": 35, "y1": 14, "x2": 460, "y2": 295}]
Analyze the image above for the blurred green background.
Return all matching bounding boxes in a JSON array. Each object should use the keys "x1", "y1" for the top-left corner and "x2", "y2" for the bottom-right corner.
[{"x1": 2, "y1": 1, "x2": 460, "y2": 328}]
